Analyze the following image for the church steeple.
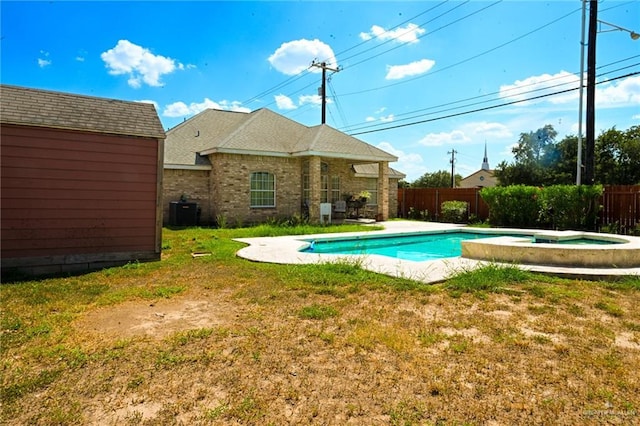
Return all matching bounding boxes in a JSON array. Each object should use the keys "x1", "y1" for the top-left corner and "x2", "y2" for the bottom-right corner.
[{"x1": 481, "y1": 141, "x2": 490, "y2": 171}]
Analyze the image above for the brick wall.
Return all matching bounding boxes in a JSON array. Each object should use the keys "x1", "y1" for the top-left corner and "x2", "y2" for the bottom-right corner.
[
  {"x1": 163, "y1": 154, "x2": 400, "y2": 226},
  {"x1": 211, "y1": 153, "x2": 302, "y2": 226},
  {"x1": 163, "y1": 169, "x2": 211, "y2": 225}
]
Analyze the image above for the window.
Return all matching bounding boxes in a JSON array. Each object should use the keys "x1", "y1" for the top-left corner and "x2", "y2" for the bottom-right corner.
[
  {"x1": 366, "y1": 178, "x2": 378, "y2": 205},
  {"x1": 302, "y1": 161, "x2": 337, "y2": 204},
  {"x1": 321, "y1": 175, "x2": 329, "y2": 203},
  {"x1": 331, "y1": 176, "x2": 341, "y2": 203},
  {"x1": 250, "y1": 172, "x2": 275, "y2": 207}
]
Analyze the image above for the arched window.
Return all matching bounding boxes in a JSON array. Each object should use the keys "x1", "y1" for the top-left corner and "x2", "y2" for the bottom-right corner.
[{"x1": 250, "y1": 172, "x2": 275, "y2": 207}]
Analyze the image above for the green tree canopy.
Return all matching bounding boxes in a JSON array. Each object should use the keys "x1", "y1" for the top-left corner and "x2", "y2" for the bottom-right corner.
[
  {"x1": 494, "y1": 124, "x2": 639, "y2": 186},
  {"x1": 411, "y1": 170, "x2": 462, "y2": 188}
]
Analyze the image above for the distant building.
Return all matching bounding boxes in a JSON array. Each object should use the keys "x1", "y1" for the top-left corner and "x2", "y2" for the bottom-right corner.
[{"x1": 459, "y1": 143, "x2": 498, "y2": 188}]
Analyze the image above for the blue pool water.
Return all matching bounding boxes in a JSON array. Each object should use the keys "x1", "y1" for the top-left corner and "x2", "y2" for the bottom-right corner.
[{"x1": 302, "y1": 231, "x2": 532, "y2": 262}]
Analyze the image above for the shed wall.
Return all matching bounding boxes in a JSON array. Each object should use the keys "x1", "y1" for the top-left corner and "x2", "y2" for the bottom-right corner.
[{"x1": 1, "y1": 125, "x2": 162, "y2": 274}]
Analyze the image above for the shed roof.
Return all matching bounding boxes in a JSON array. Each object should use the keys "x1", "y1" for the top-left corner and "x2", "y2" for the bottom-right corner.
[
  {"x1": 165, "y1": 108, "x2": 398, "y2": 166},
  {"x1": 0, "y1": 85, "x2": 165, "y2": 139}
]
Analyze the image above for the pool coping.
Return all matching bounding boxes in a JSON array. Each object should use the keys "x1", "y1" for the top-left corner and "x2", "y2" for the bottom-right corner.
[{"x1": 234, "y1": 221, "x2": 640, "y2": 284}]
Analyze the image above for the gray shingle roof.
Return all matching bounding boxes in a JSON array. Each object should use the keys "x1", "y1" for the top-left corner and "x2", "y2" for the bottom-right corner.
[
  {"x1": 353, "y1": 163, "x2": 406, "y2": 179},
  {"x1": 164, "y1": 108, "x2": 398, "y2": 166},
  {"x1": 0, "y1": 85, "x2": 165, "y2": 139}
]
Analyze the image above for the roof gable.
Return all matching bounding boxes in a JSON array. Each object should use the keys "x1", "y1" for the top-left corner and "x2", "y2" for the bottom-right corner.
[
  {"x1": 165, "y1": 108, "x2": 398, "y2": 166},
  {"x1": 0, "y1": 85, "x2": 165, "y2": 139}
]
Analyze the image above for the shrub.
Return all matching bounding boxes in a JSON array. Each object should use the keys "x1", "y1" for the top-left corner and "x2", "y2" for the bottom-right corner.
[
  {"x1": 408, "y1": 207, "x2": 429, "y2": 221},
  {"x1": 481, "y1": 185, "x2": 603, "y2": 230},
  {"x1": 440, "y1": 201, "x2": 468, "y2": 223},
  {"x1": 538, "y1": 185, "x2": 602, "y2": 231},
  {"x1": 480, "y1": 185, "x2": 542, "y2": 228}
]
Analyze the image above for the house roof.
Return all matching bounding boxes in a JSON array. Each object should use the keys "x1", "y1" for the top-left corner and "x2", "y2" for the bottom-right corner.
[
  {"x1": 0, "y1": 84, "x2": 165, "y2": 139},
  {"x1": 461, "y1": 169, "x2": 495, "y2": 181},
  {"x1": 353, "y1": 163, "x2": 406, "y2": 180},
  {"x1": 164, "y1": 108, "x2": 398, "y2": 166}
]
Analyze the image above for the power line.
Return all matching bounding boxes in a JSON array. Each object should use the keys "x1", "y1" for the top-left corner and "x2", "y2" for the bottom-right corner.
[
  {"x1": 339, "y1": 4, "x2": 582, "y2": 98},
  {"x1": 241, "y1": 2, "x2": 453, "y2": 108},
  {"x1": 342, "y1": 60, "x2": 639, "y2": 133},
  {"x1": 348, "y1": 71, "x2": 639, "y2": 136},
  {"x1": 339, "y1": 1, "x2": 473, "y2": 67},
  {"x1": 242, "y1": 1, "x2": 495, "y2": 111},
  {"x1": 327, "y1": 0, "x2": 451, "y2": 64}
]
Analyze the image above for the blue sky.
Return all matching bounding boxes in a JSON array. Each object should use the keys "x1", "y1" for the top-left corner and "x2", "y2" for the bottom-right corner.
[{"x1": 2, "y1": 1, "x2": 638, "y2": 181}]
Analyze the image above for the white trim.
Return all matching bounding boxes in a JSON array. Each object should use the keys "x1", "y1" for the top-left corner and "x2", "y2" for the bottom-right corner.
[{"x1": 164, "y1": 164, "x2": 212, "y2": 171}]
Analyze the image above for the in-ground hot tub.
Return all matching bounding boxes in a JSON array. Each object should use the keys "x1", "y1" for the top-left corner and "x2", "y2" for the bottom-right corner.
[{"x1": 461, "y1": 230, "x2": 640, "y2": 268}]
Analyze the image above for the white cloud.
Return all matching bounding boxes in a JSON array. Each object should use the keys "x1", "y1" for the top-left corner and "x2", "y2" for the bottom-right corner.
[
  {"x1": 275, "y1": 94, "x2": 296, "y2": 110},
  {"x1": 299, "y1": 94, "x2": 330, "y2": 106},
  {"x1": 596, "y1": 75, "x2": 640, "y2": 108},
  {"x1": 499, "y1": 71, "x2": 580, "y2": 105},
  {"x1": 468, "y1": 121, "x2": 512, "y2": 139},
  {"x1": 499, "y1": 72, "x2": 640, "y2": 109},
  {"x1": 377, "y1": 141, "x2": 424, "y2": 181},
  {"x1": 38, "y1": 50, "x2": 51, "y2": 68},
  {"x1": 418, "y1": 130, "x2": 470, "y2": 147},
  {"x1": 386, "y1": 59, "x2": 435, "y2": 80},
  {"x1": 365, "y1": 110, "x2": 394, "y2": 123},
  {"x1": 632, "y1": 114, "x2": 640, "y2": 120},
  {"x1": 268, "y1": 39, "x2": 337, "y2": 75},
  {"x1": 162, "y1": 98, "x2": 249, "y2": 117},
  {"x1": 101, "y1": 40, "x2": 184, "y2": 88},
  {"x1": 360, "y1": 23, "x2": 425, "y2": 44}
]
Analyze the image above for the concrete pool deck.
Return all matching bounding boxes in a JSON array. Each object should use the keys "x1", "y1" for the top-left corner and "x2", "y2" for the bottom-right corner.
[{"x1": 234, "y1": 221, "x2": 640, "y2": 284}]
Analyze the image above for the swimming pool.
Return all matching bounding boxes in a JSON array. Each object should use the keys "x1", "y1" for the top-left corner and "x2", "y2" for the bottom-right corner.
[
  {"x1": 234, "y1": 222, "x2": 640, "y2": 283},
  {"x1": 301, "y1": 231, "x2": 534, "y2": 261}
]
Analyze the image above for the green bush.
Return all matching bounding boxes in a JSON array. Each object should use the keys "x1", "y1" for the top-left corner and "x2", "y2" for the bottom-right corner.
[
  {"x1": 538, "y1": 185, "x2": 602, "y2": 231},
  {"x1": 440, "y1": 201, "x2": 468, "y2": 223},
  {"x1": 480, "y1": 185, "x2": 542, "y2": 228},
  {"x1": 480, "y1": 185, "x2": 603, "y2": 230},
  {"x1": 408, "y1": 207, "x2": 429, "y2": 221}
]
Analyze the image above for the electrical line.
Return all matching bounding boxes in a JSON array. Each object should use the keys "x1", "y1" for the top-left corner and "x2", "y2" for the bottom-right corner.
[
  {"x1": 348, "y1": 71, "x2": 639, "y2": 136},
  {"x1": 340, "y1": 57, "x2": 639, "y2": 132},
  {"x1": 339, "y1": 4, "x2": 582, "y2": 98},
  {"x1": 326, "y1": 0, "x2": 451, "y2": 64},
  {"x1": 338, "y1": 1, "x2": 472, "y2": 66},
  {"x1": 327, "y1": 78, "x2": 350, "y2": 129},
  {"x1": 242, "y1": 2, "x2": 453, "y2": 108}
]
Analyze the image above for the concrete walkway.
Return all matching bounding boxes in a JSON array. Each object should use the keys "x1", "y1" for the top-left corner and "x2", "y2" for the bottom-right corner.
[{"x1": 235, "y1": 221, "x2": 640, "y2": 284}]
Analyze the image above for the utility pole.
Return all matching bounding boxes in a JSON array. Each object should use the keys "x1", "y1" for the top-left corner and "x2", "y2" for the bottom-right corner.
[
  {"x1": 448, "y1": 149, "x2": 457, "y2": 188},
  {"x1": 311, "y1": 60, "x2": 340, "y2": 124},
  {"x1": 584, "y1": 0, "x2": 597, "y2": 185}
]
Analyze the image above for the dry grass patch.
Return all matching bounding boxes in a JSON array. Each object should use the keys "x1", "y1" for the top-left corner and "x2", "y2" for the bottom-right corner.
[{"x1": 2, "y1": 226, "x2": 640, "y2": 425}]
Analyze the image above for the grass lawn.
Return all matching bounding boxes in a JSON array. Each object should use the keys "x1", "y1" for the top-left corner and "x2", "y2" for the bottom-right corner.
[{"x1": 1, "y1": 224, "x2": 639, "y2": 425}]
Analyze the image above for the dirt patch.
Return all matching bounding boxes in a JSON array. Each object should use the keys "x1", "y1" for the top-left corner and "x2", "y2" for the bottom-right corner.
[{"x1": 76, "y1": 296, "x2": 239, "y2": 339}]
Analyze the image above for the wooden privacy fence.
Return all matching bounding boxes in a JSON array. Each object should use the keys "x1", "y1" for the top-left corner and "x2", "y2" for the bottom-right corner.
[
  {"x1": 600, "y1": 185, "x2": 640, "y2": 232},
  {"x1": 398, "y1": 186, "x2": 640, "y2": 231}
]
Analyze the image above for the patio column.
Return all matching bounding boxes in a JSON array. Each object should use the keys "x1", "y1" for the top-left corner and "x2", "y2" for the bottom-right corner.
[
  {"x1": 309, "y1": 156, "x2": 321, "y2": 223},
  {"x1": 378, "y1": 161, "x2": 389, "y2": 220}
]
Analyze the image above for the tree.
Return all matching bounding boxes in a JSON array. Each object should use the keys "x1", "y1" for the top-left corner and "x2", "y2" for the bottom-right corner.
[
  {"x1": 595, "y1": 126, "x2": 640, "y2": 185},
  {"x1": 495, "y1": 124, "x2": 558, "y2": 186},
  {"x1": 411, "y1": 170, "x2": 462, "y2": 188},
  {"x1": 481, "y1": 124, "x2": 638, "y2": 186}
]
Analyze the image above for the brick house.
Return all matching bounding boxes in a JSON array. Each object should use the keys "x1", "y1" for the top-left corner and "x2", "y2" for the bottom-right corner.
[
  {"x1": 1, "y1": 85, "x2": 165, "y2": 277},
  {"x1": 163, "y1": 108, "x2": 404, "y2": 225}
]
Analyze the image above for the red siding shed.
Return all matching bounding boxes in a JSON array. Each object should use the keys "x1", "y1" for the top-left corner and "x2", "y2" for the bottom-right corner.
[{"x1": 1, "y1": 85, "x2": 165, "y2": 277}]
